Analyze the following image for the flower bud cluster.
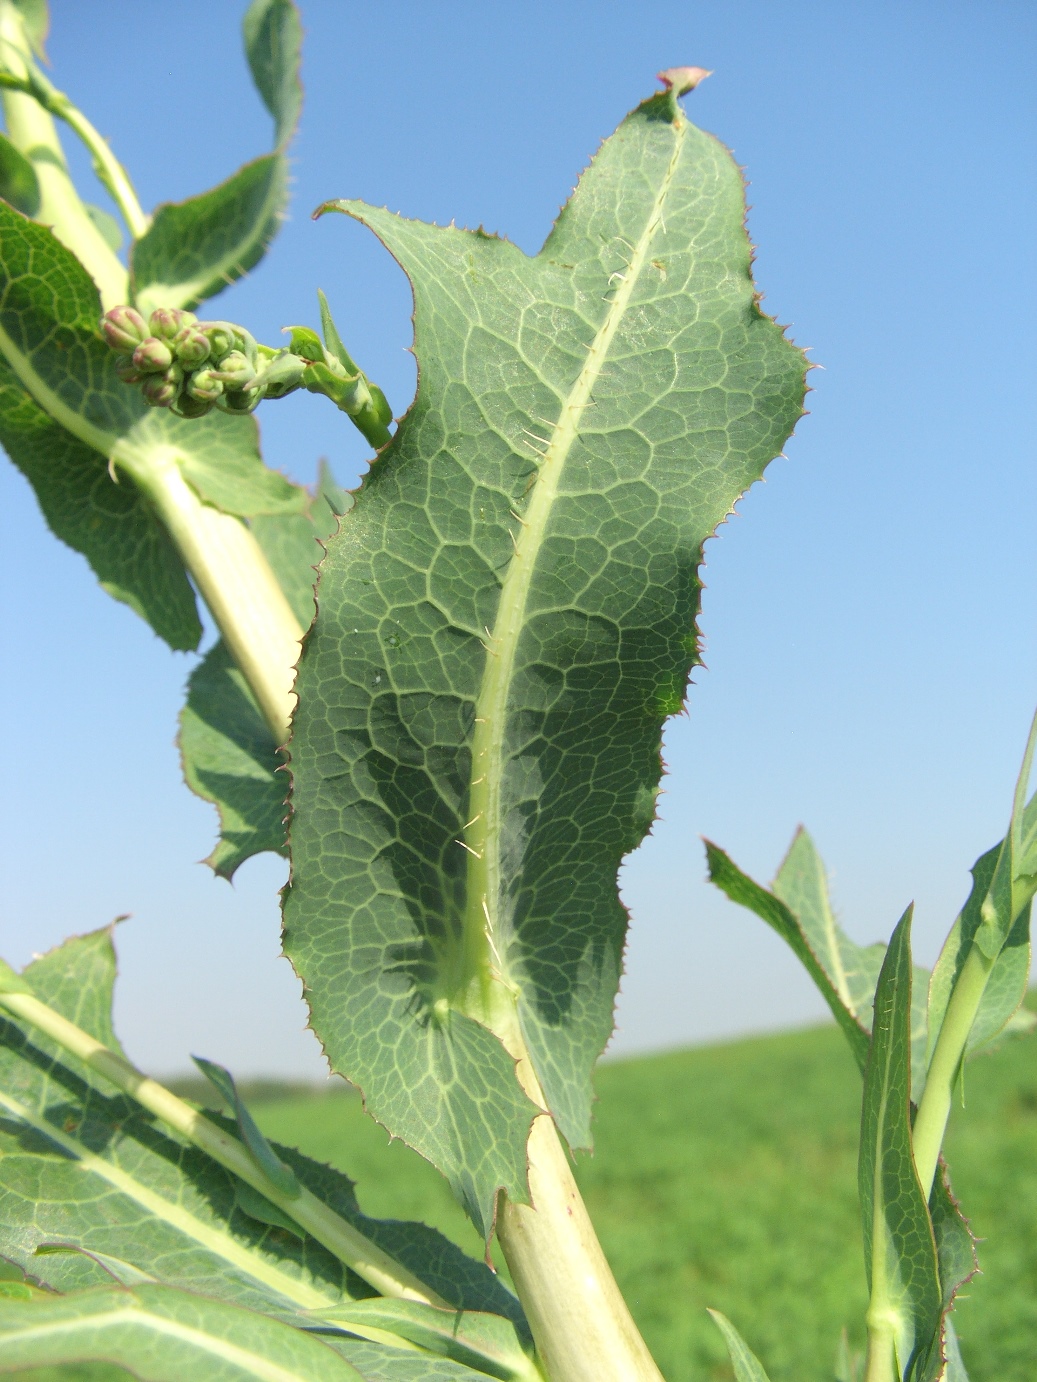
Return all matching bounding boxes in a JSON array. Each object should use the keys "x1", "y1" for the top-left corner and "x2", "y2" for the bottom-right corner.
[{"x1": 100, "y1": 306, "x2": 263, "y2": 419}]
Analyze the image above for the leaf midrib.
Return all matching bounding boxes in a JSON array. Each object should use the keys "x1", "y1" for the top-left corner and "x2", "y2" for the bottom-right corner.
[
  {"x1": 458, "y1": 108, "x2": 688, "y2": 1040},
  {"x1": 1, "y1": 1304, "x2": 321, "y2": 1382},
  {"x1": 0, "y1": 1087, "x2": 336, "y2": 1312},
  {"x1": 0, "y1": 315, "x2": 114, "y2": 454}
]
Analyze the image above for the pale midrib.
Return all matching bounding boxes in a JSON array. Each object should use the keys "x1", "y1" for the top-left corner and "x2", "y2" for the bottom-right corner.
[
  {"x1": 1, "y1": 1308, "x2": 318, "y2": 1382},
  {"x1": 0, "y1": 1088, "x2": 335, "y2": 1311},
  {"x1": 461, "y1": 113, "x2": 687, "y2": 1031},
  {"x1": 0, "y1": 318, "x2": 115, "y2": 455},
  {"x1": 820, "y1": 895, "x2": 854, "y2": 1012}
]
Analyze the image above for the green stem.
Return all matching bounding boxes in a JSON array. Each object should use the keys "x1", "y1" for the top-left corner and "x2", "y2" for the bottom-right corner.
[
  {"x1": 862, "y1": 1324, "x2": 896, "y2": 1382},
  {"x1": 0, "y1": 986, "x2": 447, "y2": 1309},
  {"x1": 113, "y1": 442, "x2": 304, "y2": 746},
  {"x1": 912, "y1": 942, "x2": 995, "y2": 1200},
  {"x1": 0, "y1": 4, "x2": 128, "y2": 307}
]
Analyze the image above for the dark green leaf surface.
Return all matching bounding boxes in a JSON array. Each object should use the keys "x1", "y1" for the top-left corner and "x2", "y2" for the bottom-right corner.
[
  {"x1": 915, "y1": 1165, "x2": 977, "y2": 1382},
  {"x1": 285, "y1": 86, "x2": 806, "y2": 1232},
  {"x1": 179, "y1": 471, "x2": 348, "y2": 878},
  {"x1": 858, "y1": 910, "x2": 941, "y2": 1379},
  {"x1": 131, "y1": 0, "x2": 301, "y2": 314},
  {"x1": 0, "y1": 930, "x2": 526, "y2": 1332},
  {"x1": 0, "y1": 1284, "x2": 363, "y2": 1380},
  {"x1": 0, "y1": 201, "x2": 305, "y2": 645},
  {"x1": 0, "y1": 129, "x2": 41, "y2": 216},
  {"x1": 706, "y1": 1310, "x2": 772, "y2": 1382}
]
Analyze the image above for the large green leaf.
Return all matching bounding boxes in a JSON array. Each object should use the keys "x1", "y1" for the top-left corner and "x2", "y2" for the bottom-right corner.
[
  {"x1": 708, "y1": 831, "x2": 931, "y2": 1089},
  {"x1": 0, "y1": 930, "x2": 526, "y2": 1334},
  {"x1": 858, "y1": 909, "x2": 941, "y2": 1380},
  {"x1": 914, "y1": 1165, "x2": 977, "y2": 1382},
  {"x1": 284, "y1": 84, "x2": 807, "y2": 1234},
  {"x1": 130, "y1": 0, "x2": 302, "y2": 315},
  {"x1": 179, "y1": 469, "x2": 349, "y2": 878},
  {"x1": 0, "y1": 1284, "x2": 363, "y2": 1380},
  {"x1": 0, "y1": 199, "x2": 307, "y2": 648}
]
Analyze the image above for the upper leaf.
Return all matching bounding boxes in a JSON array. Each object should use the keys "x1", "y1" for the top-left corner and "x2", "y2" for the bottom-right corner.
[
  {"x1": 858, "y1": 910, "x2": 941, "y2": 1379},
  {"x1": 284, "y1": 84, "x2": 806, "y2": 1232},
  {"x1": 706, "y1": 1310, "x2": 773, "y2": 1382},
  {"x1": 130, "y1": 0, "x2": 302, "y2": 314}
]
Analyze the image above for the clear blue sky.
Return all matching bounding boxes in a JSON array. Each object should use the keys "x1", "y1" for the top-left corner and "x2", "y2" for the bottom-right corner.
[{"x1": 1, "y1": 1, "x2": 1034, "y2": 1078}]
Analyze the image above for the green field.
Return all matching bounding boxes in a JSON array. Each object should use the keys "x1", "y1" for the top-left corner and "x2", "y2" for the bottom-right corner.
[{"x1": 251, "y1": 1019, "x2": 1037, "y2": 1381}]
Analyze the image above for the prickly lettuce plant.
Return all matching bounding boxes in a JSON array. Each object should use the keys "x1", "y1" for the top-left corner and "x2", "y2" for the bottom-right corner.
[{"x1": 0, "y1": 3, "x2": 1029, "y2": 1380}]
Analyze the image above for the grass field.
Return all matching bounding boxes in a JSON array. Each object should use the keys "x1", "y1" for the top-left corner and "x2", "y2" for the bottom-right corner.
[{"x1": 252, "y1": 1018, "x2": 1037, "y2": 1381}]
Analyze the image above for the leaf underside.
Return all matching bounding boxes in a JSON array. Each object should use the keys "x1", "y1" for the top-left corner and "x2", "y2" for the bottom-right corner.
[
  {"x1": 284, "y1": 86, "x2": 806, "y2": 1232},
  {"x1": 0, "y1": 929, "x2": 526, "y2": 1359}
]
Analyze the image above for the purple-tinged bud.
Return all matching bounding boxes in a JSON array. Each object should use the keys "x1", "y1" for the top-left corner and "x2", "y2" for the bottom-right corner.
[
  {"x1": 213, "y1": 350, "x2": 254, "y2": 388},
  {"x1": 101, "y1": 305, "x2": 148, "y2": 354},
  {"x1": 186, "y1": 369, "x2": 224, "y2": 403},
  {"x1": 132, "y1": 337, "x2": 174, "y2": 373},
  {"x1": 174, "y1": 327, "x2": 211, "y2": 367},
  {"x1": 115, "y1": 356, "x2": 145, "y2": 385},
  {"x1": 142, "y1": 372, "x2": 177, "y2": 407},
  {"x1": 149, "y1": 308, "x2": 196, "y2": 342}
]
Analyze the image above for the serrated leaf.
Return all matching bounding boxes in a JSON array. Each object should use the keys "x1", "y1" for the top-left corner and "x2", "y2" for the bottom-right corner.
[
  {"x1": 0, "y1": 199, "x2": 308, "y2": 646},
  {"x1": 912, "y1": 1164, "x2": 977, "y2": 1382},
  {"x1": 309, "y1": 1300, "x2": 537, "y2": 1382},
  {"x1": 132, "y1": 156, "x2": 289, "y2": 317},
  {"x1": 706, "y1": 1310, "x2": 773, "y2": 1382},
  {"x1": 0, "y1": 1283, "x2": 364, "y2": 1380},
  {"x1": 710, "y1": 831, "x2": 931, "y2": 1089},
  {"x1": 706, "y1": 840, "x2": 872, "y2": 1070},
  {"x1": 0, "y1": 929, "x2": 527, "y2": 1335},
  {"x1": 179, "y1": 469, "x2": 348, "y2": 879},
  {"x1": 285, "y1": 85, "x2": 807, "y2": 1233},
  {"x1": 131, "y1": 0, "x2": 301, "y2": 314},
  {"x1": 0, "y1": 129, "x2": 40, "y2": 217},
  {"x1": 858, "y1": 909, "x2": 941, "y2": 1379}
]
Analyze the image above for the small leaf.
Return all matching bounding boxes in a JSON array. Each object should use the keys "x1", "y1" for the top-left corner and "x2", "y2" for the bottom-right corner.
[
  {"x1": 834, "y1": 1327, "x2": 860, "y2": 1382},
  {"x1": 0, "y1": 129, "x2": 40, "y2": 216},
  {"x1": 318, "y1": 289, "x2": 361, "y2": 375},
  {"x1": 234, "y1": 1181, "x2": 303, "y2": 1235},
  {"x1": 179, "y1": 468, "x2": 347, "y2": 879},
  {"x1": 308, "y1": 1299, "x2": 538, "y2": 1381},
  {"x1": 192, "y1": 1055, "x2": 301, "y2": 1199},
  {"x1": 11, "y1": 0, "x2": 48, "y2": 60},
  {"x1": 243, "y1": 0, "x2": 303, "y2": 146},
  {"x1": 35, "y1": 1243, "x2": 158, "y2": 1286},
  {"x1": 707, "y1": 1310, "x2": 773, "y2": 1382},
  {"x1": 0, "y1": 1283, "x2": 364, "y2": 1380},
  {"x1": 858, "y1": 909, "x2": 942, "y2": 1379},
  {"x1": 132, "y1": 156, "x2": 289, "y2": 316},
  {"x1": 286, "y1": 325, "x2": 326, "y2": 363}
]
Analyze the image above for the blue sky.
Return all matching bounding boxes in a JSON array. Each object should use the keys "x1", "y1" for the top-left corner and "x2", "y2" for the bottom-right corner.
[{"x1": 1, "y1": 0, "x2": 1034, "y2": 1077}]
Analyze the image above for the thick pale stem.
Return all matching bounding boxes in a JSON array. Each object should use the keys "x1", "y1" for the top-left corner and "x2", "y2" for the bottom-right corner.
[
  {"x1": 497, "y1": 1114, "x2": 664, "y2": 1382},
  {"x1": 912, "y1": 943, "x2": 995, "y2": 1200},
  {"x1": 862, "y1": 1324, "x2": 896, "y2": 1382},
  {"x1": 0, "y1": 5, "x2": 127, "y2": 308},
  {"x1": 116, "y1": 445, "x2": 304, "y2": 746},
  {"x1": 0, "y1": 988, "x2": 446, "y2": 1308}
]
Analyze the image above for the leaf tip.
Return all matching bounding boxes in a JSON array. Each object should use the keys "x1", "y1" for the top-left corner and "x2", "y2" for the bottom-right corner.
[{"x1": 657, "y1": 66, "x2": 713, "y2": 96}]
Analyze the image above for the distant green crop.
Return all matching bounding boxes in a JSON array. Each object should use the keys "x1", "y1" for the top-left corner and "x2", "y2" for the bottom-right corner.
[{"x1": 0, "y1": 3, "x2": 1031, "y2": 1380}]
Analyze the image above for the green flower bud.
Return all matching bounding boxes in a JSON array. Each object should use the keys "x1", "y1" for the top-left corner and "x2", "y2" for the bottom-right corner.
[
  {"x1": 187, "y1": 368, "x2": 224, "y2": 403},
  {"x1": 142, "y1": 372, "x2": 177, "y2": 407},
  {"x1": 218, "y1": 388, "x2": 259, "y2": 415},
  {"x1": 203, "y1": 324, "x2": 242, "y2": 361},
  {"x1": 132, "y1": 337, "x2": 174, "y2": 373},
  {"x1": 101, "y1": 305, "x2": 148, "y2": 353},
  {"x1": 174, "y1": 391, "x2": 214, "y2": 419},
  {"x1": 149, "y1": 308, "x2": 196, "y2": 342},
  {"x1": 212, "y1": 350, "x2": 254, "y2": 388},
  {"x1": 248, "y1": 351, "x2": 306, "y2": 398},
  {"x1": 115, "y1": 356, "x2": 145, "y2": 385},
  {"x1": 174, "y1": 327, "x2": 211, "y2": 367}
]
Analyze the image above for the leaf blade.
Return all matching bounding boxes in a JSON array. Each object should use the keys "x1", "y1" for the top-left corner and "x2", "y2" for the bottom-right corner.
[
  {"x1": 285, "y1": 87, "x2": 807, "y2": 1229},
  {"x1": 706, "y1": 1310, "x2": 773, "y2": 1382}
]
